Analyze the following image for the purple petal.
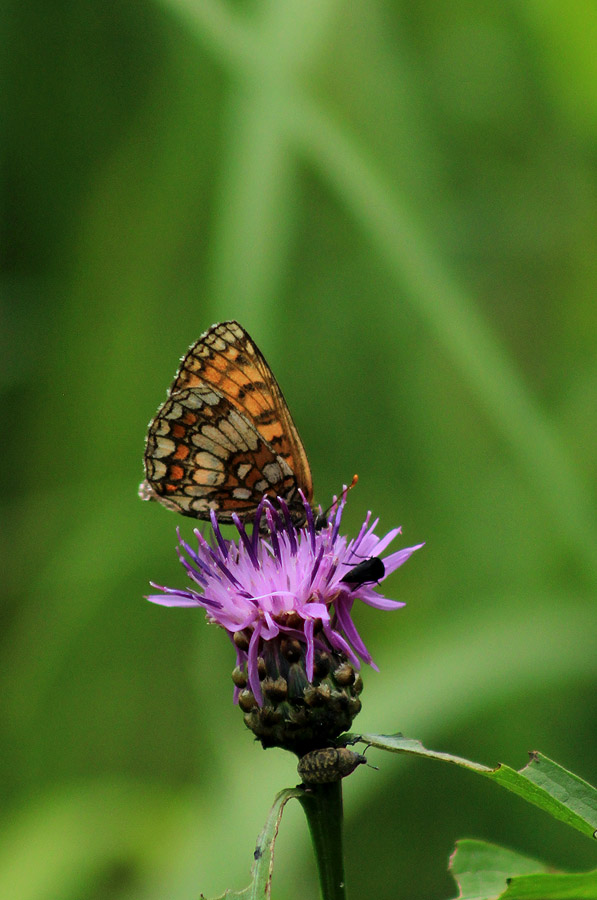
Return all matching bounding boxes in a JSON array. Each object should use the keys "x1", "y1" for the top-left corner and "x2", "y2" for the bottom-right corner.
[
  {"x1": 252, "y1": 497, "x2": 268, "y2": 552},
  {"x1": 299, "y1": 490, "x2": 317, "y2": 552},
  {"x1": 146, "y1": 593, "x2": 199, "y2": 607},
  {"x1": 247, "y1": 626, "x2": 263, "y2": 705},
  {"x1": 177, "y1": 552, "x2": 208, "y2": 586},
  {"x1": 262, "y1": 612, "x2": 280, "y2": 640},
  {"x1": 265, "y1": 505, "x2": 281, "y2": 561},
  {"x1": 277, "y1": 497, "x2": 297, "y2": 555},
  {"x1": 232, "y1": 513, "x2": 259, "y2": 569},
  {"x1": 308, "y1": 544, "x2": 325, "y2": 589},
  {"x1": 369, "y1": 526, "x2": 402, "y2": 556},
  {"x1": 210, "y1": 510, "x2": 229, "y2": 558},
  {"x1": 347, "y1": 511, "x2": 372, "y2": 557},
  {"x1": 359, "y1": 594, "x2": 406, "y2": 611},
  {"x1": 335, "y1": 602, "x2": 373, "y2": 663},
  {"x1": 178, "y1": 533, "x2": 211, "y2": 578},
  {"x1": 322, "y1": 622, "x2": 360, "y2": 668},
  {"x1": 195, "y1": 529, "x2": 249, "y2": 594},
  {"x1": 382, "y1": 543, "x2": 425, "y2": 575},
  {"x1": 323, "y1": 556, "x2": 340, "y2": 587},
  {"x1": 304, "y1": 618, "x2": 315, "y2": 681},
  {"x1": 300, "y1": 602, "x2": 329, "y2": 620},
  {"x1": 331, "y1": 493, "x2": 345, "y2": 543}
]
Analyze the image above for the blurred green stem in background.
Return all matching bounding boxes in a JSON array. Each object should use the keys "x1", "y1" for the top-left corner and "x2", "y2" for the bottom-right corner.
[{"x1": 158, "y1": 0, "x2": 597, "y2": 584}]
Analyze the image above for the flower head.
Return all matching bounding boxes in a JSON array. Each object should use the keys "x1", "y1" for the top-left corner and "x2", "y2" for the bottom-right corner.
[{"x1": 148, "y1": 490, "x2": 423, "y2": 752}]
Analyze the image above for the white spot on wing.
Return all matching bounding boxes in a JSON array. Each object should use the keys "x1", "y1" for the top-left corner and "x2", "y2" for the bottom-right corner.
[
  {"x1": 195, "y1": 451, "x2": 224, "y2": 471},
  {"x1": 180, "y1": 393, "x2": 203, "y2": 410},
  {"x1": 220, "y1": 417, "x2": 247, "y2": 450},
  {"x1": 263, "y1": 462, "x2": 282, "y2": 484},
  {"x1": 154, "y1": 437, "x2": 176, "y2": 458},
  {"x1": 151, "y1": 460, "x2": 167, "y2": 478},
  {"x1": 193, "y1": 469, "x2": 225, "y2": 486},
  {"x1": 191, "y1": 433, "x2": 229, "y2": 459},
  {"x1": 201, "y1": 424, "x2": 236, "y2": 452},
  {"x1": 199, "y1": 389, "x2": 221, "y2": 406},
  {"x1": 277, "y1": 456, "x2": 294, "y2": 476},
  {"x1": 228, "y1": 410, "x2": 260, "y2": 451},
  {"x1": 164, "y1": 402, "x2": 183, "y2": 420}
]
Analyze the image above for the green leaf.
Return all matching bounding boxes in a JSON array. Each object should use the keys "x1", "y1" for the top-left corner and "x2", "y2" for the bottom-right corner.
[
  {"x1": 449, "y1": 839, "x2": 597, "y2": 900},
  {"x1": 343, "y1": 734, "x2": 597, "y2": 838},
  {"x1": 449, "y1": 839, "x2": 548, "y2": 900},
  {"x1": 504, "y1": 871, "x2": 597, "y2": 900},
  {"x1": 204, "y1": 788, "x2": 303, "y2": 900}
]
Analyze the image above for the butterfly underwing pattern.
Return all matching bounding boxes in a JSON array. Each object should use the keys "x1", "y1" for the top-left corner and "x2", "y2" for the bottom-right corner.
[{"x1": 140, "y1": 321, "x2": 313, "y2": 525}]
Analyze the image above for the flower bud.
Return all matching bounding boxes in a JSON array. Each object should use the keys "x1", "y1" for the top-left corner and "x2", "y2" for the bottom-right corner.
[{"x1": 238, "y1": 646, "x2": 362, "y2": 755}]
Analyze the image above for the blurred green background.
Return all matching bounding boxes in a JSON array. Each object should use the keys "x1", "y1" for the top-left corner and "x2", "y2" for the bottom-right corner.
[{"x1": 3, "y1": 1, "x2": 597, "y2": 898}]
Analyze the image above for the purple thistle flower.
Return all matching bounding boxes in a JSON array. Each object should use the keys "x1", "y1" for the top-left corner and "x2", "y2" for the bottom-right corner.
[{"x1": 147, "y1": 490, "x2": 423, "y2": 711}]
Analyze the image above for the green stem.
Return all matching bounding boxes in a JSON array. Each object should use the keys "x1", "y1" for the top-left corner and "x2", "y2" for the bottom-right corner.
[{"x1": 298, "y1": 781, "x2": 346, "y2": 900}]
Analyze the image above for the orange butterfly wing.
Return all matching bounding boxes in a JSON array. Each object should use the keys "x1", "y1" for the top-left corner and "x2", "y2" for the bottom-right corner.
[
  {"x1": 171, "y1": 322, "x2": 313, "y2": 500},
  {"x1": 141, "y1": 321, "x2": 313, "y2": 524}
]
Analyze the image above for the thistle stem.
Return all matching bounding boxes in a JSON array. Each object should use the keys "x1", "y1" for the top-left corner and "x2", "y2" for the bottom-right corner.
[{"x1": 298, "y1": 781, "x2": 347, "y2": 900}]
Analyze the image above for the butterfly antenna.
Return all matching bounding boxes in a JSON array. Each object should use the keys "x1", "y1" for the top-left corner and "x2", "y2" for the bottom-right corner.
[{"x1": 317, "y1": 474, "x2": 358, "y2": 528}]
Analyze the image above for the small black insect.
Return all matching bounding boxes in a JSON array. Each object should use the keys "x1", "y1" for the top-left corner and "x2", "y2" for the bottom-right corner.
[
  {"x1": 297, "y1": 747, "x2": 368, "y2": 784},
  {"x1": 340, "y1": 556, "x2": 385, "y2": 587}
]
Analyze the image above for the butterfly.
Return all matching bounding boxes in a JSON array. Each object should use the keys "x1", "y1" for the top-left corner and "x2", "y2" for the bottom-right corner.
[{"x1": 140, "y1": 321, "x2": 313, "y2": 526}]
